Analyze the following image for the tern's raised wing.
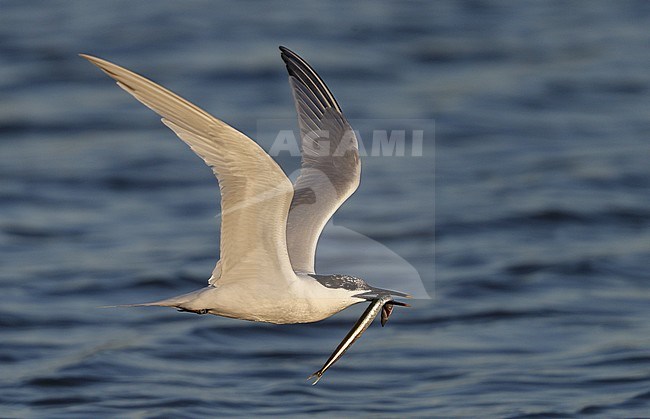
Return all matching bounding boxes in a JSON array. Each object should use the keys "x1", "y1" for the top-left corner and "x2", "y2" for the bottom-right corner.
[
  {"x1": 279, "y1": 46, "x2": 361, "y2": 274},
  {"x1": 82, "y1": 55, "x2": 295, "y2": 287}
]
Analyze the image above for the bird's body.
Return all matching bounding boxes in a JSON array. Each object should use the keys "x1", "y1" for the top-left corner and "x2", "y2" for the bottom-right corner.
[
  {"x1": 141, "y1": 273, "x2": 371, "y2": 324},
  {"x1": 82, "y1": 46, "x2": 409, "y2": 383}
]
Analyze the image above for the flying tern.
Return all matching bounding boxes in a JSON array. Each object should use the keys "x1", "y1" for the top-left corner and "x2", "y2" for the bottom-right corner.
[{"x1": 82, "y1": 46, "x2": 410, "y2": 384}]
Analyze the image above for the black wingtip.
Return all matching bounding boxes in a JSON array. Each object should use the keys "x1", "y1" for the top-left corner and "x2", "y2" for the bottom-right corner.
[
  {"x1": 278, "y1": 46, "x2": 297, "y2": 66},
  {"x1": 278, "y1": 45, "x2": 291, "y2": 59},
  {"x1": 278, "y1": 45, "x2": 343, "y2": 114},
  {"x1": 278, "y1": 45, "x2": 294, "y2": 54}
]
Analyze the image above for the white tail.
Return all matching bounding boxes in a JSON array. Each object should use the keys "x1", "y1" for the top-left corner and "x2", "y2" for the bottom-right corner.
[{"x1": 99, "y1": 287, "x2": 214, "y2": 310}]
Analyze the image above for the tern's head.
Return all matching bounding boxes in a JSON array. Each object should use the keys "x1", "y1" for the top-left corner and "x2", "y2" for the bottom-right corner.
[
  {"x1": 309, "y1": 273, "x2": 369, "y2": 292},
  {"x1": 309, "y1": 273, "x2": 411, "y2": 300}
]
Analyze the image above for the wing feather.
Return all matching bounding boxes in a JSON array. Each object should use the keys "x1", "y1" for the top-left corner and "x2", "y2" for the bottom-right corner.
[
  {"x1": 279, "y1": 47, "x2": 361, "y2": 274},
  {"x1": 82, "y1": 54, "x2": 295, "y2": 286}
]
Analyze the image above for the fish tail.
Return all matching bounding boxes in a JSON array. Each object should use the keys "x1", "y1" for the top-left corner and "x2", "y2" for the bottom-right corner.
[{"x1": 308, "y1": 371, "x2": 324, "y2": 385}]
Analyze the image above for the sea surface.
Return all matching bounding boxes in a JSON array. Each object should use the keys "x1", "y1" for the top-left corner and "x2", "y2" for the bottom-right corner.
[{"x1": 1, "y1": 1, "x2": 649, "y2": 417}]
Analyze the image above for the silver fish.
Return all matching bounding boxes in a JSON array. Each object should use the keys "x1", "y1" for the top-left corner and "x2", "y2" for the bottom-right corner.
[{"x1": 309, "y1": 295, "x2": 409, "y2": 384}]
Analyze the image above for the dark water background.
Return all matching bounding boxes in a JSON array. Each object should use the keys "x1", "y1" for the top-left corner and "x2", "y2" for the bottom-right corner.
[{"x1": 1, "y1": 1, "x2": 649, "y2": 417}]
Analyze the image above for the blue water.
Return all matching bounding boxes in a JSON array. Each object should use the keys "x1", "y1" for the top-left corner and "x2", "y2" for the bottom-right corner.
[{"x1": 1, "y1": 1, "x2": 649, "y2": 417}]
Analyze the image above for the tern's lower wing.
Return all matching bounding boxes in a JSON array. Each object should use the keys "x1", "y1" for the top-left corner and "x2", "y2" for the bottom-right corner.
[{"x1": 309, "y1": 295, "x2": 392, "y2": 385}]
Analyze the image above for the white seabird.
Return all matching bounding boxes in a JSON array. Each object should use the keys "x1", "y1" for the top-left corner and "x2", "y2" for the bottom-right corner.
[{"x1": 82, "y1": 46, "x2": 410, "y2": 384}]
